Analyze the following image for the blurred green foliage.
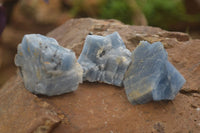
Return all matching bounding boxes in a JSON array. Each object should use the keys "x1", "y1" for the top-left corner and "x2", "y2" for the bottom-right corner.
[
  {"x1": 69, "y1": 0, "x2": 200, "y2": 30},
  {"x1": 100, "y1": 0, "x2": 133, "y2": 24},
  {"x1": 70, "y1": 0, "x2": 88, "y2": 17},
  {"x1": 70, "y1": 0, "x2": 133, "y2": 24},
  {"x1": 135, "y1": 0, "x2": 200, "y2": 29}
]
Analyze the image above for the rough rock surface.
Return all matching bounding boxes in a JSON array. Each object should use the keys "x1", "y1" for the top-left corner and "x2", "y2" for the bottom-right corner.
[
  {"x1": 0, "y1": 76, "x2": 61, "y2": 133},
  {"x1": 124, "y1": 41, "x2": 185, "y2": 105},
  {"x1": 1, "y1": 18, "x2": 200, "y2": 133},
  {"x1": 78, "y1": 32, "x2": 131, "y2": 86},
  {"x1": 15, "y1": 34, "x2": 82, "y2": 96}
]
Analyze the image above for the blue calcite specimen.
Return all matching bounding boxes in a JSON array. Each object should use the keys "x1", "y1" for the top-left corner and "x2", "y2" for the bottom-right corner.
[
  {"x1": 123, "y1": 41, "x2": 185, "y2": 105},
  {"x1": 78, "y1": 32, "x2": 131, "y2": 86},
  {"x1": 15, "y1": 34, "x2": 83, "y2": 96}
]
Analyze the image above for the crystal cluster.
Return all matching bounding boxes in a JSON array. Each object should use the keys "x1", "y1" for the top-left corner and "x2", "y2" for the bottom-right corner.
[
  {"x1": 15, "y1": 32, "x2": 185, "y2": 105},
  {"x1": 15, "y1": 34, "x2": 82, "y2": 96},
  {"x1": 123, "y1": 41, "x2": 186, "y2": 105},
  {"x1": 78, "y1": 32, "x2": 131, "y2": 87}
]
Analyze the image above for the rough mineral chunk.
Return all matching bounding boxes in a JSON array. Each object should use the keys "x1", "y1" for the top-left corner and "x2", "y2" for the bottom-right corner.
[
  {"x1": 78, "y1": 32, "x2": 131, "y2": 86},
  {"x1": 15, "y1": 34, "x2": 83, "y2": 96},
  {"x1": 123, "y1": 41, "x2": 185, "y2": 105}
]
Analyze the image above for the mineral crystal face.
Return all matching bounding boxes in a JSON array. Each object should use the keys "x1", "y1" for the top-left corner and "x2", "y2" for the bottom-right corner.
[
  {"x1": 78, "y1": 32, "x2": 131, "y2": 87},
  {"x1": 15, "y1": 34, "x2": 83, "y2": 96},
  {"x1": 123, "y1": 41, "x2": 185, "y2": 105}
]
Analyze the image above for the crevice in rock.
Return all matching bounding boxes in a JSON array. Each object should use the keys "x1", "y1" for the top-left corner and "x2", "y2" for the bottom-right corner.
[
  {"x1": 33, "y1": 119, "x2": 61, "y2": 133},
  {"x1": 158, "y1": 31, "x2": 190, "y2": 42},
  {"x1": 180, "y1": 89, "x2": 200, "y2": 96}
]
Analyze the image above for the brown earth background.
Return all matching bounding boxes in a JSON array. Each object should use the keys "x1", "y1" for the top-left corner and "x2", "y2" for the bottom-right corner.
[
  {"x1": 0, "y1": 0, "x2": 200, "y2": 132},
  {"x1": 0, "y1": 18, "x2": 200, "y2": 133}
]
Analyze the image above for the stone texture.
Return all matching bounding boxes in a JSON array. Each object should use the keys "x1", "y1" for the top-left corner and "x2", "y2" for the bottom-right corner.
[
  {"x1": 0, "y1": 76, "x2": 61, "y2": 133},
  {"x1": 46, "y1": 18, "x2": 200, "y2": 132},
  {"x1": 47, "y1": 18, "x2": 197, "y2": 93},
  {"x1": 78, "y1": 32, "x2": 131, "y2": 86},
  {"x1": 15, "y1": 34, "x2": 82, "y2": 96},
  {"x1": 124, "y1": 41, "x2": 185, "y2": 105},
  {"x1": 1, "y1": 18, "x2": 200, "y2": 132}
]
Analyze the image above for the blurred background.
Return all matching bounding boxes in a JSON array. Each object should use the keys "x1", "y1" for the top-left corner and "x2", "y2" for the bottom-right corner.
[{"x1": 0, "y1": 0, "x2": 200, "y2": 87}]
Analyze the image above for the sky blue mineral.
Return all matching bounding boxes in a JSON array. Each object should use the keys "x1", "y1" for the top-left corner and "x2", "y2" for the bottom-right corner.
[
  {"x1": 78, "y1": 32, "x2": 131, "y2": 87},
  {"x1": 123, "y1": 41, "x2": 185, "y2": 105},
  {"x1": 15, "y1": 34, "x2": 83, "y2": 96}
]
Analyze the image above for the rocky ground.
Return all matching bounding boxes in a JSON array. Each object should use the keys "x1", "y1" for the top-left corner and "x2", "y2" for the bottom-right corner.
[{"x1": 0, "y1": 18, "x2": 200, "y2": 133}]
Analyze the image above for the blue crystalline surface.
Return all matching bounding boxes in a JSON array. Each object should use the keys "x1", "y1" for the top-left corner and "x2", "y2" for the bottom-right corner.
[
  {"x1": 123, "y1": 41, "x2": 186, "y2": 105},
  {"x1": 78, "y1": 32, "x2": 131, "y2": 87},
  {"x1": 15, "y1": 34, "x2": 82, "y2": 96}
]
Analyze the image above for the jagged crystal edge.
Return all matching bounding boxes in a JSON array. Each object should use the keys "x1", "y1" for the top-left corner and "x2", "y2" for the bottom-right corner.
[
  {"x1": 78, "y1": 32, "x2": 131, "y2": 87},
  {"x1": 15, "y1": 34, "x2": 83, "y2": 96},
  {"x1": 123, "y1": 41, "x2": 186, "y2": 105}
]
